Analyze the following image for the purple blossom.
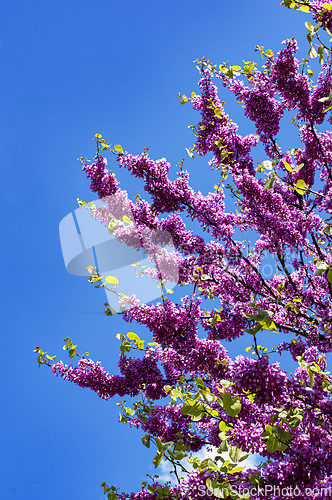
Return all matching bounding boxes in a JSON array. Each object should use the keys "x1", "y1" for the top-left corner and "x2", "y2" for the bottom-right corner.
[{"x1": 82, "y1": 155, "x2": 118, "y2": 198}]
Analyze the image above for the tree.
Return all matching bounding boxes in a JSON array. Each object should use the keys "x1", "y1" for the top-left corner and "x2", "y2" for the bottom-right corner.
[{"x1": 36, "y1": 1, "x2": 332, "y2": 498}]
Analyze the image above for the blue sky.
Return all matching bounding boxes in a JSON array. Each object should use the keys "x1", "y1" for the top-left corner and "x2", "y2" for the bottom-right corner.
[{"x1": 0, "y1": 1, "x2": 315, "y2": 499}]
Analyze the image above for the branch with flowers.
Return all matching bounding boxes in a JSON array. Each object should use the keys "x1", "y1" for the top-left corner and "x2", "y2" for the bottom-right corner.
[{"x1": 37, "y1": 1, "x2": 332, "y2": 498}]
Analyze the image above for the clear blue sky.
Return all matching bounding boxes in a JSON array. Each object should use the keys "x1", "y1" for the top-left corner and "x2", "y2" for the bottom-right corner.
[{"x1": 1, "y1": 1, "x2": 312, "y2": 499}]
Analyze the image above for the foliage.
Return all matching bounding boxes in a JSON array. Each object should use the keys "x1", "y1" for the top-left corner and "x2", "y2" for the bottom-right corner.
[{"x1": 37, "y1": 1, "x2": 332, "y2": 498}]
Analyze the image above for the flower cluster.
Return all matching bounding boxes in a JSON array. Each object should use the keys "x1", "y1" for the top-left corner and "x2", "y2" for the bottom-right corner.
[{"x1": 82, "y1": 155, "x2": 118, "y2": 198}]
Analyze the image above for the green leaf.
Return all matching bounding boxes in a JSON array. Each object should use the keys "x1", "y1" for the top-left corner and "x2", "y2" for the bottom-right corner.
[
  {"x1": 275, "y1": 426, "x2": 294, "y2": 441},
  {"x1": 323, "y1": 103, "x2": 332, "y2": 113},
  {"x1": 185, "y1": 147, "x2": 195, "y2": 159},
  {"x1": 269, "y1": 414, "x2": 278, "y2": 424},
  {"x1": 228, "y1": 445, "x2": 249, "y2": 463},
  {"x1": 171, "y1": 389, "x2": 182, "y2": 398},
  {"x1": 309, "y1": 45, "x2": 318, "y2": 58},
  {"x1": 247, "y1": 392, "x2": 255, "y2": 403},
  {"x1": 319, "y1": 90, "x2": 332, "y2": 103},
  {"x1": 283, "y1": 160, "x2": 293, "y2": 172},
  {"x1": 114, "y1": 144, "x2": 123, "y2": 153},
  {"x1": 263, "y1": 171, "x2": 275, "y2": 190},
  {"x1": 181, "y1": 403, "x2": 206, "y2": 421},
  {"x1": 201, "y1": 390, "x2": 216, "y2": 404},
  {"x1": 195, "y1": 377, "x2": 206, "y2": 388},
  {"x1": 206, "y1": 459, "x2": 219, "y2": 472},
  {"x1": 258, "y1": 317, "x2": 277, "y2": 332},
  {"x1": 180, "y1": 405, "x2": 194, "y2": 415},
  {"x1": 266, "y1": 435, "x2": 279, "y2": 453},
  {"x1": 136, "y1": 411, "x2": 148, "y2": 423},
  {"x1": 124, "y1": 406, "x2": 135, "y2": 416},
  {"x1": 192, "y1": 412, "x2": 206, "y2": 422},
  {"x1": 243, "y1": 324, "x2": 262, "y2": 335},
  {"x1": 322, "y1": 378, "x2": 332, "y2": 392},
  {"x1": 307, "y1": 367, "x2": 318, "y2": 382},
  {"x1": 223, "y1": 392, "x2": 242, "y2": 417},
  {"x1": 244, "y1": 309, "x2": 271, "y2": 319},
  {"x1": 120, "y1": 340, "x2": 132, "y2": 355},
  {"x1": 127, "y1": 331, "x2": 140, "y2": 340},
  {"x1": 45, "y1": 354, "x2": 56, "y2": 361},
  {"x1": 323, "y1": 3, "x2": 332, "y2": 9},
  {"x1": 283, "y1": 159, "x2": 304, "y2": 173},
  {"x1": 305, "y1": 21, "x2": 314, "y2": 33},
  {"x1": 122, "y1": 215, "x2": 131, "y2": 224},
  {"x1": 172, "y1": 450, "x2": 187, "y2": 460},
  {"x1": 327, "y1": 269, "x2": 332, "y2": 283},
  {"x1": 105, "y1": 275, "x2": 119, "y2": 284},
  {"x1": 294, "y1": 179, "x2": 309, "y2": 195},
  {"x1": 219, "y1": 421, "x2": 232, "y2": 432},
  {"x1": 206, "y1": 479, "x2": 230, "y2": 499},
  {"x1": 316, "y1": 261, "x2": 329, "y2": 271},
  {"x1": 218, "y1": 380, "x2": 234, "y2": 389},
  {"x1": 153, "y1": 451, "x2": 163, "y2": 468},
  {"x1": 180, "y1": 95, "x2": 188, "y2": 105},
  {"x1": 155, "y1": 437, "x2": 162, "y2": 449},
  {"x1": 214, "y1": 108, "x2": 222, "y2": 119},
  {"x1": 261, "y1": 160, "x2": 273, "y2": 170},
  {"x1": 119, "y1": 412, "x2": 128, "y2": 423},
  {"x1": 156, "y1": 485, "x2": 170, "y2": 499},
  {"x1": 160, "y1": 441, "x2": 174, "y2": 453},
  {"x1": 260, "y1": 431, "x2": 271, "y2": 438}
]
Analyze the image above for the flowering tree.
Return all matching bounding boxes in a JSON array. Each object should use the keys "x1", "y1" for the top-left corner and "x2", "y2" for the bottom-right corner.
[{"x1": 36, "y1": 1, "x2": 332, "y2": 498}]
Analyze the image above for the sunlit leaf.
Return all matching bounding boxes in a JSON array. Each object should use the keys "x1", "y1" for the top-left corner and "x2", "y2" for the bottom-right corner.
[
  {"x1": 294, "y1": 179, "x2": 308, "y2": 195},
  {"x1": 223, "y1": 392, "x2": 242, "y2": 417},
  {"x1": 105, "y1": 276, "x2": 119, "y2": 284}
]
